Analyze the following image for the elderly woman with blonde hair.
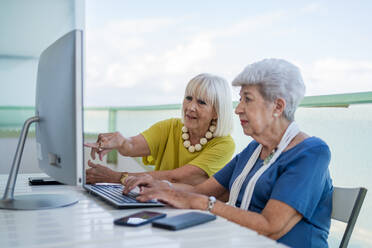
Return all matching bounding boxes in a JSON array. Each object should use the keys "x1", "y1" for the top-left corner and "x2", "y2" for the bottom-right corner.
[
  {"x1": 123, "y1": 59, "x2": 333, "y2": 248},
  {"x1": 85, "y1": 73, "x2": 235, "y2": 186}
]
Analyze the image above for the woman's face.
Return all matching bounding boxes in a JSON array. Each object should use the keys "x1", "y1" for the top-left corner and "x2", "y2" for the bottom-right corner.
[
  {"x1": 235, "y1": 85, "x2": 275, "y2": 137},
  {"x1": 182, "y1": 93, "x2": 217, "y2": 133}
]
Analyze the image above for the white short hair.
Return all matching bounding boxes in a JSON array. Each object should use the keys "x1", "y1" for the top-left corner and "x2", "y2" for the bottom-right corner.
[
  {"x1": 232, "y1": 58, "x2": 306, "y2": 121},
  {"x1": 182, "y1": 73, "x2": 234, "y2": 137}
]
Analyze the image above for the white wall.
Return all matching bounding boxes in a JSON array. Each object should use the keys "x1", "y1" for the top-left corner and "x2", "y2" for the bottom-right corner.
[{"x1": 0, "y1": 0, "x2": 85, "y2": 106}]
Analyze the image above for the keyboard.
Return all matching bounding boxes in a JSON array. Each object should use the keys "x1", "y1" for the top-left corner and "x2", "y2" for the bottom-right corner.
[
  {"x1": 84, "y1": 184, "x2": 165, "y2": 208},
  {"x1": 90, "y1": 184, "x2": 138, "y2": 203}
]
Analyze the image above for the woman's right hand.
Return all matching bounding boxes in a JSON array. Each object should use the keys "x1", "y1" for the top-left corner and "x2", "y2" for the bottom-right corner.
[
  {"x1": 122, "y1": 174, "x2": 210, "y2": 210},
  {"x1": 122, "y1": 174, "x2": 197, "y2": 208},
  {"x1": 136, "y1": 183, "x2": 208, "y2": 209},
  {"x1": 122, "y1": 174, "x2": 169, "y2": 195},
  {"x1": 84, "y1": 132, "x2": 125, "y2": 160}
]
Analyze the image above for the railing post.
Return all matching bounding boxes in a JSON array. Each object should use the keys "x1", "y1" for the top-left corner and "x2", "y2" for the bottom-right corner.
[{"x1": 106, "y1": 108, "x2": 118, "y2": 165}]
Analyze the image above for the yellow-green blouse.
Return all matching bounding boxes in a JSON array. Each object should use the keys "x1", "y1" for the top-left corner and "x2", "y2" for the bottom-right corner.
[{"x1": 141, "y1": 118, "x2": 235, "y2": 177}]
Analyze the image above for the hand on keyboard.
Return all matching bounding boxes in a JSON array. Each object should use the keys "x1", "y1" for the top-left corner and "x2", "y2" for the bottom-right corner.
[
  {"x1": 126, "y1": 186, "x2": 159, "y2": 203},
  {"x1": 128, "y1": 186, "x2": 140, "y2": 196}
]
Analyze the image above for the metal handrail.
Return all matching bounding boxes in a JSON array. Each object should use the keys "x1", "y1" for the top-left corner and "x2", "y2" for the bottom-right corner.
[{"x1": 1, "y1": 91, "x2": 372, "y2": 112}]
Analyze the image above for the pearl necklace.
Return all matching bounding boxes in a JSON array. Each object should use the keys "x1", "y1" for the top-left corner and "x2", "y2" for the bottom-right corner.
[{"x1": 182, "y1": 122, "x2": 216, "y2": 153}]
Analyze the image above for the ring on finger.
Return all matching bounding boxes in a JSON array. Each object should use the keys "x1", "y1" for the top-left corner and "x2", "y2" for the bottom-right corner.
[{"x1": 98, "y1": 141, "x2": 104, "y2": 151}]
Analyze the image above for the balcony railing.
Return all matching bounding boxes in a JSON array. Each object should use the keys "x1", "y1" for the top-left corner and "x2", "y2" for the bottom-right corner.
[
  {"x1": 2, "y1": 91, "x2": 372, "y2": 132},
  {"x1": 1, "y1": 91, "x2": 372, "y2": 246}
]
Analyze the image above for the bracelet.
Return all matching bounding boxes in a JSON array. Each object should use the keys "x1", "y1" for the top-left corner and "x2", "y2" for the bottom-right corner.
[
  {"x1": 207, "y1": 196, "x2": 216, "y2": 212},
  {"x1": 119, "y1": 172, "x2": 129, "y2": 185},
  {"x1": 161, "y1": 180, "x2": 173, "y2": 188}
]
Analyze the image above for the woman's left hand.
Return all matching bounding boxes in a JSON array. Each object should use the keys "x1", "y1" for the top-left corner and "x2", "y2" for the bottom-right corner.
[{"x1": 86, "y1": 160, "x2": 121, "y2": 184}]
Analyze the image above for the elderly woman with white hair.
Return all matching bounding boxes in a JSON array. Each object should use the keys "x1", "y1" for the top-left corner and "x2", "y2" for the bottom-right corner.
[
  {"x1": 85, "y1": 73, "x2": 235, "y2": 186},
  {"x1": 123, "y1": 59, "x2": 333, "y2": 248}
]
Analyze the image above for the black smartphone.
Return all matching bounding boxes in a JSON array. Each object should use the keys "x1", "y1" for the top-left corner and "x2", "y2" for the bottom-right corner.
[
  {"x1": 28, "y1": 176, "x2": 63, "y2": 185},
  {"x1": 113, "y1": 211, "x2": 166, "y2": 227},
  {"x1": 152, "y1": 212, "x2": 216, "y2": 231}
]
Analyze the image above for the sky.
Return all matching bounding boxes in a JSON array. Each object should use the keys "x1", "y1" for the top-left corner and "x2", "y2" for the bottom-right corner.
[
  {"x1": 1, "y1": 1, "x2": 371, "y2": 107},
  {"x1": 83, "y1": 0, "x2": 371, "y2": 106}
]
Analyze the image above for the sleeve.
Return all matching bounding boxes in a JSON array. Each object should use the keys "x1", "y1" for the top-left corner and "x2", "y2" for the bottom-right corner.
[
  {"x1": 188, "y1": 136, "x2": 235, "y2": 177},
  {"x1": 141, "y1": 119, "x2": 173, "y2": 165},
  {"x1": 213, "y1": 155, "x2": 238, "y2": 190},
  {"x1": 270, "y1": 145, "x2": 331, "y2": 219}
]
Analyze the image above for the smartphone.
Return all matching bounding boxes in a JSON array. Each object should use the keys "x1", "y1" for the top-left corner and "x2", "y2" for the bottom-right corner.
[
  {"x1": 28, "y1": 176, "x2": 63, "y2": 185},
  {"x1": 113, "y1": 211, "x2": 166, "y2": 226},
  {"x1": 152, "y1": 212, "x2": 216, "y2": 231}
]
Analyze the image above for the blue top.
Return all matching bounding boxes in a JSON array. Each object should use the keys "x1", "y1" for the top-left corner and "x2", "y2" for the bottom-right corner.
[{"x1": 214, "y1": 137, "x2": 333, "y2": 248}]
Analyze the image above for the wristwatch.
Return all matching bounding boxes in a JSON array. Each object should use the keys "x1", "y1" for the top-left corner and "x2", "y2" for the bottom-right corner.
[
  {"x1": 119, "y1": 172, "x2": 129, "y2": 185},
  {"x1": 207, "y1": 196, "x2": 216, "y2": 212}
]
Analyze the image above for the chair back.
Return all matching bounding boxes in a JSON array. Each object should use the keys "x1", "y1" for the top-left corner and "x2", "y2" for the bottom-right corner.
[{"x1": 331, "y1": 187, "x2": 367, "y2": 248}]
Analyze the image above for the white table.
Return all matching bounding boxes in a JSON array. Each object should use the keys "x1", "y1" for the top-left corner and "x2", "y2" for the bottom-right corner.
[{"x1": 0, "y1": 174, "x2": 287, "y2": 248}]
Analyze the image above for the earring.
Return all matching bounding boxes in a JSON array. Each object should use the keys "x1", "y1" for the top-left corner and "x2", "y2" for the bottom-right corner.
[{"x1": 273, "y1": 113, "x2": 279, "y2": 117}]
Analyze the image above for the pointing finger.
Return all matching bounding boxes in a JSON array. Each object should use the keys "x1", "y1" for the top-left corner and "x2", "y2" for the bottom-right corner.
[
  {"x1": 90, "y1": 147, "x2": 97, "y2": 160},
  {"x1": 84, "y1": 142, "x2": 99, "y2": 148}
]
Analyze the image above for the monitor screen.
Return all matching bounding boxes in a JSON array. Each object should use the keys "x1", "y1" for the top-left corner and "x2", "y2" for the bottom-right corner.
[
  {"x1": 35, "y1": 29, "x2": 84, "y2": 186},
  {"x1": 0, "y1": 29, "x2": 84, "y2": 210}
]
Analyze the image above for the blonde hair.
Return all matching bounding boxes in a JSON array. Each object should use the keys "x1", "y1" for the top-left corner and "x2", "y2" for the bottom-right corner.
[{"x1": 182, "y1": 73, "x2": 233, "y2": 137}]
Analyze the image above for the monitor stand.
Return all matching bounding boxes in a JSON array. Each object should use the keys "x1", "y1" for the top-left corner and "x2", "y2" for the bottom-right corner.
[{"x1": 0, "y1": 116, "x2": 78, "y2": 210}]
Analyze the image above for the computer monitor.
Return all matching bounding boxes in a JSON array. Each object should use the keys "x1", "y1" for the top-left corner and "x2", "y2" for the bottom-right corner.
[{"x1": 0, "y1": 29, "x2": 84, "y2": 210}]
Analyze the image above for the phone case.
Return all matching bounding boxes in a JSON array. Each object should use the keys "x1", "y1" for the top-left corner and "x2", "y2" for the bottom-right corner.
[
  {"x1": 152, "y1": 212, "x2": 216, "y2": 230},
  {"x1": 114, "y1": 211, "x2": 166, "y2": 226},
  {"x1": 28, "y1": 177, "x2": 63, "y2": 185}
]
